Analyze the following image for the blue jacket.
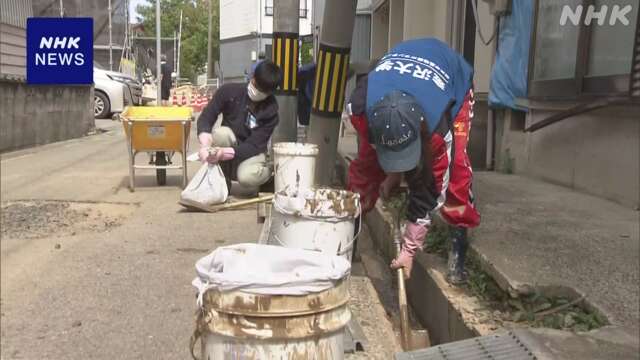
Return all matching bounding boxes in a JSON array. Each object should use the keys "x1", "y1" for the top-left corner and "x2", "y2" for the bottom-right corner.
[{"x1": 367, "y1": 38, "x2": 473, "y2": 133}]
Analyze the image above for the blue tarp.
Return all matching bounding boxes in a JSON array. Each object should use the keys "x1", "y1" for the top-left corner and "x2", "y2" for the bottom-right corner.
[{"x1": 488, "y1": 0, "x2": 534, "y2": 110}]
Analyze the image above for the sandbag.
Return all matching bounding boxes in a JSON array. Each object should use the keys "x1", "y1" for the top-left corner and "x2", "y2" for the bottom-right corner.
[
  {"x1": 181, "y1": 163, "x2": 228, "y2": 205},
  {"x1": 192, "y1": 243, "x2": 351, "y2": 306}
]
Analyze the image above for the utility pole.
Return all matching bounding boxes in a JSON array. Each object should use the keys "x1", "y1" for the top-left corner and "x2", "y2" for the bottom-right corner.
[
  {"x1": 307, "y1": 0, "x2": 357, "y2": 185},
  {"x1": 271, "y1": 0, "x2": 300, "y2": 144},
  {"x1": 156, "y1": 0, "x2": 161, "y2": 106},
  {"x1": 59, "y1": 0, "x2": 63, "y2": 17},
  {"x1": 207, "y1": 0, "x2": 214, "y2": 79},
  {"x1": 108, "y1": 0, "x2": 113, "y2": 70}
]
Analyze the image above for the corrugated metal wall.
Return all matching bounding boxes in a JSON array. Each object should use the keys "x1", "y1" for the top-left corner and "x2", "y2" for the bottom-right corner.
[
  {"x1": 0, "y1": 0, "x2": 33, "y2": 28},
  {"x1": 0, "y1": 0, "x2": 33, "y2": 78}
]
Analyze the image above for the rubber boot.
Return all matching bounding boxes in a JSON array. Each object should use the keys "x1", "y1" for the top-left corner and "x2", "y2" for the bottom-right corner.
[{"x1": 447, "y1": 227, "x2": 468, "y2": 285}]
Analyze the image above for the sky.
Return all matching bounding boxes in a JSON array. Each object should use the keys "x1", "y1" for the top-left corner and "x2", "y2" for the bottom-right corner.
[{"x1": 129, "y1": 0, "x2": 146, "y2": 23}]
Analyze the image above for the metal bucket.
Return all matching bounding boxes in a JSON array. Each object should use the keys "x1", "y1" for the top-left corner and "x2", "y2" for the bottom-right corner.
[
  {"x1": 268, "y1": 188, "x2": 360, "y2": 262},
  {"x1": 193, "y1": 279, "x2": 351, "y2": 359},
  {"x1": 273, "y1": 142, "x2": 319, "y2": 193}
]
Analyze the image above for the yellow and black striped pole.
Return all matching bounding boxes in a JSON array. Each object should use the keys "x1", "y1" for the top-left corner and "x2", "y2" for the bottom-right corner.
[
  {"x1": 308, "y1": 0, "x2": 357, "y2": 185},
  {"x1": 272, "y1": 32, "x2": 299, "y2": 94},
  {"x1": 271, "y1": 0, "x2": 300, "y2": 144},
  {"x1": 312, "y1": 44, "x2": 350, "y2": 117}
]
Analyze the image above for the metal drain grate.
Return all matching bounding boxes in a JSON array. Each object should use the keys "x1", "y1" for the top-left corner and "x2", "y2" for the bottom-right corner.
[{"x1": 395, "y1": 332, "x2": 536, "y2": 360}]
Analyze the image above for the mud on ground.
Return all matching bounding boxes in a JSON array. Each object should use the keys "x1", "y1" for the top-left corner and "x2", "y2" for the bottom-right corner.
[{"x1": 1, "y1": 200, "x2": 136, "y2": 240}]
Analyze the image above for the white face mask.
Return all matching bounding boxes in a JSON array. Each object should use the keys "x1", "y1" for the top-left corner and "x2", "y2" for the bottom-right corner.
[{"x1": 248, "y1": 81, "x2": 269, "y2": 102}]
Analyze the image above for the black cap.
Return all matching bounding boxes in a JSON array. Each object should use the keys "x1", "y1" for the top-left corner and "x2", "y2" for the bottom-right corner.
[{"x1": 367, "y1": 90, "x2": 425, "y2": 173}]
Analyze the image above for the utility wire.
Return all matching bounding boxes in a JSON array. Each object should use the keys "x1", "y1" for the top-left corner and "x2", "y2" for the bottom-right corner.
[{"x1": 470, "y1": 0, "x2": 497, "y2": 46}]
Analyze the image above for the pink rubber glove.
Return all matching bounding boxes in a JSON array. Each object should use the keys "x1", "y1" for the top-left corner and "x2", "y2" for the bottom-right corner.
[
  {"x1": 390, "y1": 222, "x2": 428, "y2": 279},
  {"x1": 208, "y1": 147, "x2": 235, "y2": 164},
  {"x1": 198, "y1": 133, "x2": 214, "y2": 163}
]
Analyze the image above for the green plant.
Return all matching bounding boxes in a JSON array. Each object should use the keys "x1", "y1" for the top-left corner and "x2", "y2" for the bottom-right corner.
[
  {"x1": 136, "y1": 0, "x2": 218, "y2": 82},
  {"x1": 424, "y1": 221, "x2": 449, "y2": 257},
  {"x1": 300, "y1": 41, "x2": 314, "y2": 65}
]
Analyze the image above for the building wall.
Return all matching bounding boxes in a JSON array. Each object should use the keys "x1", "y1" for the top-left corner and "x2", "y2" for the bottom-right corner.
[
  {"x1": 471, "y1": 0, "x2": 493, "y2": 94},
  {"x1": 402, "y1": 0, "x2": 448, "y2": 42},
  {"x1": 351, "y1": 14, "x2": 371, "y2": 63},
  {"x1": 0, "y1": 23, "x2": 26, "y2": 77},
  {"x1": 220, "y1": 0, "x2": 314, "y2": 82},
  {"x1": 220, "y1": 0, "x2": 313, "y2": 40},
  {"x1": 494, "y1": 107, "x2": 640, "y2": 209},
  {"x1": 370, "y1": 2, "x2": 389, "y2": 59},
  {"x1": 388, "y1": 0, "x2": 404, "y2": 49},
  {"x1": 260, "y1": 2, "x2": 313, "y2": 36},
  {"x1": 220, "y1": 0, "x2": 260, "y2": 40},
  {"x1": 220, "y1": 37, "x2": 273, "y2": 82},
  {"x1": 0, "y1": 0, "x2": 32, "y2": 78}
]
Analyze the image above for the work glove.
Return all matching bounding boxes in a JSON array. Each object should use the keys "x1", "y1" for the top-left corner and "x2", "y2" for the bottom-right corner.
[
  {"x1": 207, "y1": 147, "x2": 235, "y2": 164},
  {"x1": 379, "y1": 173, "x2": 402, "y2": 200},
  {"x1": 198, "y1": 133, "x2": 214, "y2": 163},
  {"x1": 390, "y1": 221, "x2": 428, "y2": 279}
]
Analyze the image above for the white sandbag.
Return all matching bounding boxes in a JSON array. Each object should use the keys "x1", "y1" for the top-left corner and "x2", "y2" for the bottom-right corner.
[
  {"x1": 181, "y1": 163, "x2": 228, "y2": 205},
  {"x1": 192, "y1": 243, "x2": 351, "y2": 306}
]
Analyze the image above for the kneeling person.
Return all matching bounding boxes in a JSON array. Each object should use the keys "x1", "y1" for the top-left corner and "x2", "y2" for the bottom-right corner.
[{"x1": 197, "y1": 60, "x2": 282, "y2": 190}]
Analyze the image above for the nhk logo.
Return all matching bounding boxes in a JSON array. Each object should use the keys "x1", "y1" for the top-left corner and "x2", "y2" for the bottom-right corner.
[
  {"x1": 35, "y1": 37, "x2": 85, "y2": 66},
  {"x1": 27, "y1": 18, "x2": 93, "y2": 84},
  {"x1": 560, "y1": 4, "x2": 634, "y2": 26}
]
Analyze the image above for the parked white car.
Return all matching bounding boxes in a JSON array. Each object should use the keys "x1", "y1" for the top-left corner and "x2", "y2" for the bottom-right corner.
[{"x1": 93, "y1": 63, "x2": 143, "y2": 118}]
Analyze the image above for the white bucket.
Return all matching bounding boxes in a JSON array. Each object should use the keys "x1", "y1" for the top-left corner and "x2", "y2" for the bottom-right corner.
[
  {"x1": 268, "y1": 188, "x2": 361, "y2": 262},
  {"x1": 193, "y1": 279, "x2": 350, "y2": 359},
  {"x1": 273, "y1": 142, "x2": 319, "y2": 193}
]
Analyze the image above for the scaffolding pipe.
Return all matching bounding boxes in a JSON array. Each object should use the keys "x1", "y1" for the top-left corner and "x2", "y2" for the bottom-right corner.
[
  {"x1": 109, "y1": 0, "x2": 113, "y2": 70},
  {"x1": 156, "y1": 0, "x2": 161, "y2": 105},
  {"x1": 271, "y1": 0, "x2": 300, "y2": 144},
  {"x1": 307, "y1": 0, "x2": 357, "y2": 185},
  {"x1": 207, "y1": 0, "x2": 214, "y2": 78},
  {"x1": 177, "y1": 10, "x2": 183, "y2": 82}
]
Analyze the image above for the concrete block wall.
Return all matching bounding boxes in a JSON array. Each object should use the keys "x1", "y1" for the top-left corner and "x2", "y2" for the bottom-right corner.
[
  {"x1": 0, "y1": 81, "x2": 94, "y2": 152},
  {"x1": 494, "y1": 106, "x2": 640, "y2": 209}
]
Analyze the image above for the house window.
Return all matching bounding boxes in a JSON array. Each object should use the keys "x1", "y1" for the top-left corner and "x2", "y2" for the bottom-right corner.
[
  {"x1": 265, "y1": 0, "x2": 308, "y2": 18},
  {"x1": 300, "y1": 0, "x2": 308, "y2": 18},
  {"x1": 265, "y1": 0, "x2": 274, "y2": 16},
  {"x1": 529, "y1": 0, "x2": 640, "y2": 99}
]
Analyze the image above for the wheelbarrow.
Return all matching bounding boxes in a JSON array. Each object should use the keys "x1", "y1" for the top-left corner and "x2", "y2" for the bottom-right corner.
[{"x1": 120, "y1": 106, "x2": 193, "y2": 191}]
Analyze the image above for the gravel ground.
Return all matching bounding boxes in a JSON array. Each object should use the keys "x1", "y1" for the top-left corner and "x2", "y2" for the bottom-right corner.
[{"x1": 1, "y1": 200, "x2": 135, "y2": 241}]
